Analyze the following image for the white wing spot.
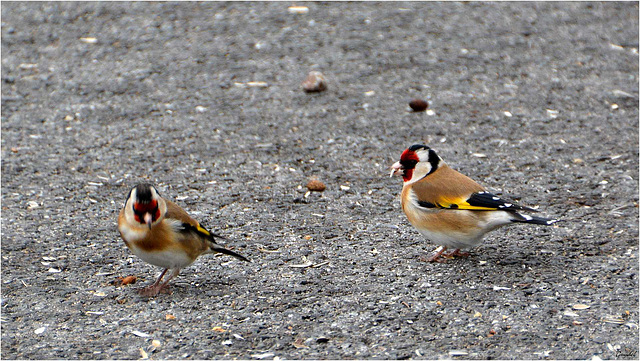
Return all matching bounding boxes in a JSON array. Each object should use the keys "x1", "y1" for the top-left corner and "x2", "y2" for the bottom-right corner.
[
  {"x1": 523, "y1": 215, "x2": 533, "y2": 221},
  {"x1": 504, "y1": 203, "x2": 512, "y2": 207},
  {"x1": 492, "y1": 196, "x2": 500, "y2": 200}
]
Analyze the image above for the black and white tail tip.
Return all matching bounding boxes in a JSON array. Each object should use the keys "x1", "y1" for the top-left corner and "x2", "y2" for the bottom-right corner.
[{"x1": 514, "y1": 214, "x2": 558, "y2": 226}]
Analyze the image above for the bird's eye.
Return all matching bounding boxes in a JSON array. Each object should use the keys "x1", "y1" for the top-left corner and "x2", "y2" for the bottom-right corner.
[{"x1": 401, "y1": 159, "x2": 418, "y2": 170}]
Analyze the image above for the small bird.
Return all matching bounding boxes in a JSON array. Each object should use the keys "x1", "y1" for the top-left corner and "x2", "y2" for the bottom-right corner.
[
  {"x1": 117, "y1": 183, "x2": 249, "y2": 296},
  {"x1": 390, "y1": 144, "x2": 557, "y2": 262}
]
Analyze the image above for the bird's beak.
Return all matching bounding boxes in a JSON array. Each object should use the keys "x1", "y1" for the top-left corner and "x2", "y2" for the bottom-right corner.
[
  {"x1": 390, "y1": 161, "x2": 403, "y2": 177},
  {"x1": 144, "y1": 213, "x2": 153, "y2": 229}
]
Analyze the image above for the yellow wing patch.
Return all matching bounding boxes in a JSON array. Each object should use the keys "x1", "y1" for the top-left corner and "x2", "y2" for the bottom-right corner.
[
  {"x1": 433, "y1": 191, "x2": 526, "y2": 211},
  {"x1": 437, "y1": 196, "x2": 498, "y2": 210},
  {"x1": 196, "y1": 225, "x2": 211, "y2": 236}
]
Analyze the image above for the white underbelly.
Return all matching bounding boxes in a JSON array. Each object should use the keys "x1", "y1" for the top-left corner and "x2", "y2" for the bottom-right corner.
[
  {"x1": 129, "y1": 245, "x2": 195, "y2": 269},
  {"x1": 415, "y1": 227, "x2": 485, "y2": 250}
]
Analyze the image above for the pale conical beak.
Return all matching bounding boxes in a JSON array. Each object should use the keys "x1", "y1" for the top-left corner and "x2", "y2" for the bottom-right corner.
[
  {"x1": 390, "y1": 161, "x2": 403, "y2": 177},
  {"x1": 144, "y1": 213, "x2": 153, "y2": 229}
]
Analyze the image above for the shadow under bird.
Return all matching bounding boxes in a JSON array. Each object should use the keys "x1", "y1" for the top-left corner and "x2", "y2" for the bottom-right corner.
[
  {"x1": 117, "y1": 183, "x2": 249, "y2": 296},
  {"x1": 390, "y1": 144, "x2": 557, "y2": 262}
]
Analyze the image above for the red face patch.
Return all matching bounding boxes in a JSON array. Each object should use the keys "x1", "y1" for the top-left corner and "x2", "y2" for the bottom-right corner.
[
  {"x1": 133, "y1": 200, "x2": 160, "y2": 225},
  {"x1": 400, "y1": 149, "x2": 420, "y2": 164},
  {"x1": 399, "y1": 149, "x2": 419, "y2": 181}
]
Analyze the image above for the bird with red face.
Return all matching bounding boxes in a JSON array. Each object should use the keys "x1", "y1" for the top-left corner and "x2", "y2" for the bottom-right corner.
[
  {"x1": 390, "y1": 144, "x2": 556, "y2": 262},
  {"x1": 117, "y1": 183, "x2": 249, "y2": 296}
]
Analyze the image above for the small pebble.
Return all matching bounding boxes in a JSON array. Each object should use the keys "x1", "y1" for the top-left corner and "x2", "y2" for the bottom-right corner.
[
  {"x1": 302, "y1": 71, "x2": 327, "y2": 93},
  {"x1": 306, "y1": 179, "x2": 326, "y2": 192},
  {"x1": 409, "y1": 99, "x2": 429, "y2": 112},
  {"x1": 80, "y1": 37, "x2": 98, "y2": 44},
  {"x1": 288, "y1": 6, "x2": 309, "y2": 14}
]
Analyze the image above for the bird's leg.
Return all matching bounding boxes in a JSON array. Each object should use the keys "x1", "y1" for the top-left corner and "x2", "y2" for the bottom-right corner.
[
  {"x1": 139, "y1": 268, "x2": 169, "y2": 297},
  {"x1": 156, "y1": 269, "x2": 181, "y2": 294},
  {"x1": 422, "y1": 246, "x2": 448, "y2": 263},
  {"x1": 446, "y1": 249, "x2": 470, "y2": 258}
]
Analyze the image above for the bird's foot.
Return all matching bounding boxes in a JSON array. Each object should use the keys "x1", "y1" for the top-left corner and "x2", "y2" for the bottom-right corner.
[
  {"x1": 138, "y1": 283, "x2": 172, "y2": 297},
  {"x1": 445, "y1": 249, "x2": 470, "y2": 258},
  {"x1": 421, "y1": 246, "x2": 448, "y2": 263}
]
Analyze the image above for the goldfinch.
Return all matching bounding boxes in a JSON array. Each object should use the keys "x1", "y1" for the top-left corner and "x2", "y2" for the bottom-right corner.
[
  {"x1": 117, "y1": 183, "x2": 249, "y2": 296},
  {"x1": 390, "y1": 144, "x2": 557, "y2": 262}
]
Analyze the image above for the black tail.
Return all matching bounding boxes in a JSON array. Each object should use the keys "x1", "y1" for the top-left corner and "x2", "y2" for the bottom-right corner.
[
  {"x1": 211, "y1": 244, "x2": 250, "y2": 262},
  {"x1": 511, "y1": 213, "x2": 558, "y2": 226}
]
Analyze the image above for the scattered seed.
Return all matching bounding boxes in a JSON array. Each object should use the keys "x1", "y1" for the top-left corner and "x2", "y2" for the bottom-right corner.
[
  {"x1": 340, "y1": 185, "x2": 350, "y2": 191},
  {"x1": 472, "y1": 153, "x2": 487, "y2": 158},
  {"x1": 572, "y1": 304, "x2": 590, "y2": 310},
  {"x1": 139, "y1": 348, "x2": 149, "y2": 359},
  {"x1": 474, "y1": 312, "x2": 482, "y2": 318},
  {"x1": 34, "y1": 326, "x2": 46, "y2": 335},
  {"x1": 213, "y1": 326, "x2": 227, "y2": 332},
  {"x1": 573, "y1": 320, "x2": 583, "y2": 325},
  {"x1": 86, "y1": 311, "x2": 104, "y2": 315},
  {"x1": 233, "y1": 333, "x2": 245, "y2": 340},
  {"x1": 603, "y1": 316, "x2": 625, "y2": 324},
  {"x1": 503, "y1": 111, "x2": 513, "y2": 117},
  {"x1": 288, "y1": 6, "x2": 309, "y2": 14},
  {"x1": 48, "y1": 268, "x2": 61, "y2": 273},
  {"x1": 449, "y1": 350, "x2": 468, "y2": 357},
  {"x1": 409, "y1": 99, "x2": 429, "y2": 112},
  {"x1": 131, "y1": 330, "x2": 151, "y2": 338},
  {"x1": 27, "y1": 201, "x2": 40, "y2": 210},
  {"x1": 364, "y1": 90, "x2": 375, "y2": 96},
  {"x1": 493, "y1": 286, "x2": 511, "y2": 291},
  {"x1": 426, "y1": 109, "x2": 436, "y2": 116},
  {"x1": 80, "y1": 37, "x2": 98, "y2": 44},
  {"x1": 251, "y1": 352, "x2": 275, "y2": 359},
  {"x1": 246, "y1": 81, "x2": 268, "y2": 88},
  {"x1": 165, "y1": 314, "x2": 176, "y2": 320},
  {"x1": 289, "y1": 261, "x2": 314, "y2": 268},
  {"x1": 222, "y1": 340, "x2": 233, "y2": 346},
  {"x1": 151, "y1": 340, "x2": 161, "y2": 348}
]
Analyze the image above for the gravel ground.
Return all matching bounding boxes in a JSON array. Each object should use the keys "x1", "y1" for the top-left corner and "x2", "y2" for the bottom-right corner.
[{"x1": 1, "y1": 2, "x2": 638, "y2": 360}]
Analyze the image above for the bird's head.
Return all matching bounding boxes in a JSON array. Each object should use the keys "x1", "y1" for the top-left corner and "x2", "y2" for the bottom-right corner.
[
  {"x1": 390, "y1": 144, "x2": 441, "y2": 184},
  {"x1": 126, "y1": 183, "x2": 166, "y2": 229}
]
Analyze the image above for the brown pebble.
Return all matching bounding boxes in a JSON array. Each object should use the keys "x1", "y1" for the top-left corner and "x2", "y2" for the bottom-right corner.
[
  {"x1": 306, "y1": 179, "x2": 326, "y2": 192},
  {"x1": 409, "y1": 99, "x2": 429, "y2": 112},
  {"x1": 302, "y1": 71, "x2": 327, "y2": 93}
]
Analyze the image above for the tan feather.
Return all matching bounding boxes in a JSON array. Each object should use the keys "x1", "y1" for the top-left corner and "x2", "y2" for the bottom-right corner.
[{"x1": 409, "y1": 163, "x2": 485, "y2": 209}]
